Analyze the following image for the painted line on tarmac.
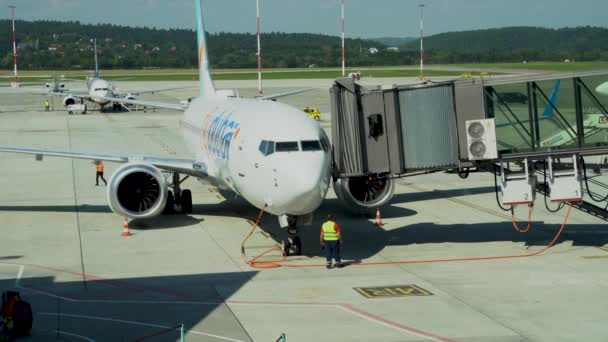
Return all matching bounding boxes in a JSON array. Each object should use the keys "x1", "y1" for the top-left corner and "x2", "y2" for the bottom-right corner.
[
  {"x1": 227, "y1": 300, "x2": 455, "y2": 342},
  {"x1": 15, "y1": 265, "x2": 23, "y2": 287},
  {"x1": 403, "y1": 183, "x2": 514, "y2": 221},
  {"x1": 5, "y1": 263, "x2": 455, "y2": 341},
  {"x1": 39, "y1": 313, "x2": 246, "y2": 342},
  {"x1": 54, "y1": 330, "x2": 96, "y2": 342}
]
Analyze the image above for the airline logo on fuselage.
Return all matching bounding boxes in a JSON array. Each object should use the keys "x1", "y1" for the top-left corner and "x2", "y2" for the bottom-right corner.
[{"x1": 207, "y1": 112, "x2": 240, "y2": 160}]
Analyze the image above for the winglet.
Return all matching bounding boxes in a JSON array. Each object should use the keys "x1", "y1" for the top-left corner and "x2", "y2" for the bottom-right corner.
[
  {"x1": 195, "y1": 0, "x2": 216, "y2": 98},
  {"x1": 542, "y1": 80, "x2": 561, "y2": 118},
  {"x1": 93, "y1": 39, "x2": 99, "y2": 79}
]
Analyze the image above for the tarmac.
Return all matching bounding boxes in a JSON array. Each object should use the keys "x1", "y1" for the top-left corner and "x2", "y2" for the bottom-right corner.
[{"x1": 0, "y1": 79, "x2": 607, "y2": 341}]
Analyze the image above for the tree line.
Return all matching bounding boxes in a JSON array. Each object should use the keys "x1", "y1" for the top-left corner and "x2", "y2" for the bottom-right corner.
[{"x1": 1, "y1": 20, "x2": 607, "y2": 70}]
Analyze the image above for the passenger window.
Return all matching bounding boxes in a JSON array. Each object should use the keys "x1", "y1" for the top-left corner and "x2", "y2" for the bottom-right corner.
[
  {"x1": 368, "y1": 114, "x2": 384, "y2": 138},
  {"x1": 301, "y1": 140, "x2": 322, "y2": 151},
  {"x1": 276, "y1": 141, "x2": 299, "y2": 152}
]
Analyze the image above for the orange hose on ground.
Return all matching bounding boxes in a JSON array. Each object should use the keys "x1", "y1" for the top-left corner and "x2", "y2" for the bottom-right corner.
[
  {"x1": 511, "y1": 205, "x2": 534, "y2": 233},
  {"x1": 241, "y1": 203, "x2": 573, "y2": 269}
]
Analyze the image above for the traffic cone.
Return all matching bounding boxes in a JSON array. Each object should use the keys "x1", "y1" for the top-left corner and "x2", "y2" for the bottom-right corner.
[
  {"x1": 121, "y1": 217, "x2": 132, "y2": 237},
  {"x1": 374, "y1": 208, "x2": 384, "y2": 227}
]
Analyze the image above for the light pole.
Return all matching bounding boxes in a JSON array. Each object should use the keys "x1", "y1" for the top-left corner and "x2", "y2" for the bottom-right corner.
[
  {"x1": 418, "y1": 3, "x2": 425, "y2": 80},
  {"x1": 9, "y1": 5, "x2": 19, "y2": 87},
  {"x1": 256, "y1": 0, "x2": 263, "y2": 96},
  {"x1": 341, "y1": 0, "x2": 345, "y2": 77}
]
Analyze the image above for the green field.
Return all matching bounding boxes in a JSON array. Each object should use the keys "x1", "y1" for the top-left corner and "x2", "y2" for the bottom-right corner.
[{"x1": 2, "y1": 61, "x2": 607, "y2": 82}]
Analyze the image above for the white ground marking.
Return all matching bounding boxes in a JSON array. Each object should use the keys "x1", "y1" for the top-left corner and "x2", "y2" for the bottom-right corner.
[
  {"x1": 38, "y1": 313, "x2": 247, "y2": 342},
  {"x1": 15, "y1": 265, "x2": 23, "y2": 287},
  {"x1": 53, "y1": 330, "x2": 96, "y2": 342}
]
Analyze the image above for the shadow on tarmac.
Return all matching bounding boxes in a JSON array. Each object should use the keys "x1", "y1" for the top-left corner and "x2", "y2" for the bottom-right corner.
[{"x1": 0, "y1": 269, "x2": 257, "y2": 341}]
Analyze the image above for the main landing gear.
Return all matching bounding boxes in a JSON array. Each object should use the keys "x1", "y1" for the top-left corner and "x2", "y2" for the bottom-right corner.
[
  {"x1": 281, "y1": 216, "x2": 302, "y2": 257},
  {"x1": 163, "y1": 173, "x2": 193, "y2": 215}
]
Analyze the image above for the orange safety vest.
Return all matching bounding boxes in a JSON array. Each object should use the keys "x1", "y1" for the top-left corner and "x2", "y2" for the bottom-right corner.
[{"x1": 96, "y1": 163, "x2": 104, "y2": 172}]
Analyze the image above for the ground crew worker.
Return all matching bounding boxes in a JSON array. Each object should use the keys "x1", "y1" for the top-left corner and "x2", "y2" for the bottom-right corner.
[
  {"x1": 44, "y1": 99, "x2": 50, "y2": 112},
  {"x1": 95, "y1": 161, "x2": 107, "y2": 186},
  {"x1": 320, "y1": 214, "x2": 343, "y2": 269}
]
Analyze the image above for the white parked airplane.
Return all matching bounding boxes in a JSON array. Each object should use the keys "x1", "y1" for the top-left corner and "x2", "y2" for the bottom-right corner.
[
  {"x1": 0, "y1": 0, "x2": 395, "y2": 254},
  {"x1": 5, "y1": 39, "x2": 188, "y2": 112}
]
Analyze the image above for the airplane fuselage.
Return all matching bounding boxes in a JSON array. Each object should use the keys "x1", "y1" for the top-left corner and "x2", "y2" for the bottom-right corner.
[
  {"x1": 88, "y1": 78, "x2": 114, "y2": 105},
  {"x1": 180, "y1": 95, "x2": 332, "y2": 216}
]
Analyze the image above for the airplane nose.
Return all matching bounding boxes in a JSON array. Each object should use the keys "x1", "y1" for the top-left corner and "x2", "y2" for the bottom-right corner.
[
  {"x1": 596, "y1": 82, "x2": 608, "y2": 96},
  {"x1": 279, "y1": 159, "x2": 330, "y2": 214}
]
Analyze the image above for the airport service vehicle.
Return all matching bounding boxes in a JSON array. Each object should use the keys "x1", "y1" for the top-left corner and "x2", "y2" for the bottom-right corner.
[
  {"x1": 303, "y1": 107, "x2": 321, "y2": 121},
  {"x1": 348, "y1": 71, "x2": 361, "y2": 80},
  {"x1": 501, "y1": 92, "x2": 528, "y2": 104},
  {"x1": 0, "y1": 0, "x2": 395, "y2": 255}
]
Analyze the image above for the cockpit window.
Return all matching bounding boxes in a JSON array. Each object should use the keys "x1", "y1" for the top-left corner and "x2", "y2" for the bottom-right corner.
[
  {"x1": 259, "y1": 140, "x2": 275, "y2": 156},
  {"x1": 275, "y1": 141, "x2": 300, "y2": 152},
  {"x1": 301, "y1": 140, "x2": 321, "y2": 151}
]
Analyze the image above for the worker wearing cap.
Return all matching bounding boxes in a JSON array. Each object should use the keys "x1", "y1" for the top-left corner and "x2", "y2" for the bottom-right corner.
[
  {"x1": 320, "y1": 214, "x2": 343, "y2": 269},
  {"x1": 95, "y1": 161, "x2": 107, "y2": 186}
]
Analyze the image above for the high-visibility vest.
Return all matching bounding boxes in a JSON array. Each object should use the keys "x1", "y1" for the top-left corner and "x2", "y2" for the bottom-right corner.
[
  {"x1": 322, "y1": 221, "x2": 339, "y2": 241},
  {"x1": 96, "y1": 163, "x2": 104, "y2": 172}
]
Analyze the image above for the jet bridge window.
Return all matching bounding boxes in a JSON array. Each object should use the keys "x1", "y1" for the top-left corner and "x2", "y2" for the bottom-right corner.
[
  {"x1": 368, "y1": 114, "x2": 384, "y2": 138},
  {"x1": 275, "y1": 141, "x2": 300, "y2": 152},
  {"x1": 301, "y1": 140, "x2": 322, "y2": 151},
  {"x1": 258, "y1": 140, "x2": 275, "y2": 156}
]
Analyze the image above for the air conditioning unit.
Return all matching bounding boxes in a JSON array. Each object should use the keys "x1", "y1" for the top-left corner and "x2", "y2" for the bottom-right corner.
[{"x1": 466, "y1": 119, "x2": 498, "y2": 160}]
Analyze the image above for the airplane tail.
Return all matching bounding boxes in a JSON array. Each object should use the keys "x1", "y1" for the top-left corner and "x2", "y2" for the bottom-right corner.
[
  {"x1": 94, "y1": 39, "x2": 100, "y2": 79},
  {"x1": 195, "y1": 0, "x2": 216, "y2": 98},
  {"x1": 542, "y1": 80, "x2": 561, "y2": 118}
]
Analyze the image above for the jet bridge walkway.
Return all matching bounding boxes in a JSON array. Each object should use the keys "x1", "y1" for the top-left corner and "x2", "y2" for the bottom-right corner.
[{"x1": 330, "y1": 70, "x2": 608, "y2": 219}]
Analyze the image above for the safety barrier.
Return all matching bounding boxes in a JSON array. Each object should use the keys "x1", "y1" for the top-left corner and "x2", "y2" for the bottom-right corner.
[{"x1": 132, "y1": 323, "x2": 185, "y2": 341}]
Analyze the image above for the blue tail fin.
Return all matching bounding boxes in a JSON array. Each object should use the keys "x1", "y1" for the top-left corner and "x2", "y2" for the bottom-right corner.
[
  {"x1": 195, "y1": 0, "x2": 215, "y2": 98},
  {"x1": 542, "y1": 80, "x2": 561, "y2": 118}
]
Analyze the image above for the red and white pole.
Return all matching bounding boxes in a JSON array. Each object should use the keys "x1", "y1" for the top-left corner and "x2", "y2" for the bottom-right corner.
[
  {"x1": 419, "y1": 3, "x2": 425, "y2": 80},
  {"x1": 256, "y1": 0, "x2": 263, "y2": 96},
  {"x1": 9, "y1": 5, "x2": 18, "y2": 83},
  {"x1": 341, "y1": 0, "x2": 345, "y2": 77}
]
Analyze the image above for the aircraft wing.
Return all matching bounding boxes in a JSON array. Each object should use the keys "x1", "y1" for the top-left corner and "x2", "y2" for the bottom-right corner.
[
  {"x1": 257, "y1": 88, "x2": 313, "y2": 101},
  {"x1": 119, "y1": 86, "x2": 197, "y2": 96},
  {"x1": 96, "y1": 96, "x2": 186, "y2": 111},
  {"x1": 0, "y1": 146, "x2": 207, "y2": 178}
]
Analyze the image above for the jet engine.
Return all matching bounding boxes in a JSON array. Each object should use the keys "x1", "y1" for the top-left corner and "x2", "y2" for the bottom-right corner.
[
  {"x1": 63, "y1": 96, "x2": 77, "y2": 107},
  {"x1": 333, "y1": 175, "x2": 395, "y2": 213},
  {"x1": 107, "y1": 163, "x2": 168, "y2": 219}
]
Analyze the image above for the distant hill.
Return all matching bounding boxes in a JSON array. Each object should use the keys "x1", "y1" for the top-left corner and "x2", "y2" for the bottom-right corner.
[
  {"x1": 1, "y1": 21, "x2": 607, "y2": 70},
  {"x1": 401, "y1": 26, "x2": 608, "y2": 52},
  {"x1": 370, "y1": 37, "x2": 416, "y2": 47}
]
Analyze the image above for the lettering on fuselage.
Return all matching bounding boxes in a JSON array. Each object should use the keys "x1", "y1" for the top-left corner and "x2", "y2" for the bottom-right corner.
[{"x1": 206, "y1": 112, "x2": 240, "y2": 160}]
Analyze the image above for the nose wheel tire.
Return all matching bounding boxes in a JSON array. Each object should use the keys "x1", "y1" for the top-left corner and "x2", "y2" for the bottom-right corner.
[{"x1": 281, "y1": 236, "x2": 302, "y2": 257}]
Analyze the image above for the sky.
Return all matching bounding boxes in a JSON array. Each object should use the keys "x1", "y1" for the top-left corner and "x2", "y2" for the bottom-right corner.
[{"x1": 1, "y1": 0, "x2": 606, "y2": 38}]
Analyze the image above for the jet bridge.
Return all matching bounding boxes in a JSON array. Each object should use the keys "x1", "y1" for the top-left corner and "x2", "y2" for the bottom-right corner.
[{"x1": 330, "y1": 71, "x2": 608, "y2": 218}]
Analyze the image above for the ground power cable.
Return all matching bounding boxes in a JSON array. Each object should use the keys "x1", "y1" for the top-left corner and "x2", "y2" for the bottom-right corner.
[
  {"x1": 241, "y1": 203, "x2": 573, "y2": 269},
  {"x1": 66, "y1": 116, "x2": 88, "y2": 290},
  {"x1": 580, "y1": 156, "x2": 608, "y2": 202}
]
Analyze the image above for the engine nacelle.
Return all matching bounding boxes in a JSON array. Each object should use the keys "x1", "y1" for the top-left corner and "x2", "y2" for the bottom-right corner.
[
  {"x1": 63, "y1": 96, "x2": 77, "y2": 107},
  {"x1": 333, "y1": 175, "x2": 395, "y2": 213},
  {"x1": 107, "y1": 163, "x2": 168, "y2": 219}
]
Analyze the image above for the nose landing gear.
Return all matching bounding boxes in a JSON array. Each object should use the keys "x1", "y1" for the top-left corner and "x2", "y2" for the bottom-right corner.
[{"x1": 282, "y1": 226, "x2": 302, "y2": 256}]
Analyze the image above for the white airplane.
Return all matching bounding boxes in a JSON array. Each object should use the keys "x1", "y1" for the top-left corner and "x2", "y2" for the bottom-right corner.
[
  {"x1": 0, "y1": 0, "x2": 394, "y2": 255},
  {"x1": 596, "y1": 81, "x2": 608, "y2": 96},
  {"x1": 5, "y1": 39, "x2": 187, "y2": 112}
]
